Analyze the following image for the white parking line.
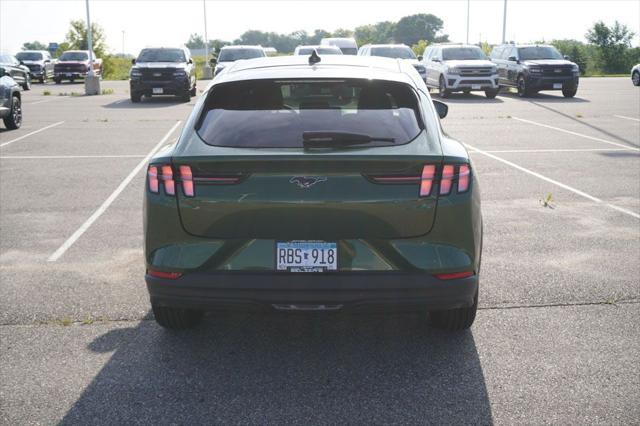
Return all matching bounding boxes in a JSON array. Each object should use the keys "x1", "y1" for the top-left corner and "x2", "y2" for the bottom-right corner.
[
  {"x1": 477, "y1": 148, "x2": 634, "y2": 153},
  {"x1": 1, "y1": 155, "x2": 146, "y2": 159},
  {"x1": 613, "y1": 115, "x2": 640, "y2": 123},
  {"x1": 47, "y1": 120, "x2": 182, "y2": 262},
  {"x1": 466, "y1": 143, "x2": 640, "y2": 220},
  {"x1": 0, "y1": 121, "x2": 65, "y2": 148},
  {"x1": 511, "y1": 116, "x2": 640, "y2": 151}
]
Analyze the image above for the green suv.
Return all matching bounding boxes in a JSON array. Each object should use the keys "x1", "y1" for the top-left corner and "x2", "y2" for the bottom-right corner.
[{"x1": 144, "y1": 55, "x2": 483, "y2": 331}]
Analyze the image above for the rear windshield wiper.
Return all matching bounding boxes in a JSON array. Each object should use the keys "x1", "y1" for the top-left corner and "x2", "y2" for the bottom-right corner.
[{"x1": 302, "y1": 131, "x2": 395, "y2": 148}]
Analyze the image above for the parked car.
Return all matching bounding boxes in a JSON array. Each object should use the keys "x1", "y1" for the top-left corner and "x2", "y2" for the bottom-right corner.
[
  {"x1": 129, "y1": 47, "x2": 196, "y2": 102},
  {"x1": 294, "y1": 45, "x2": 343, "y2": 56},
  {"x1": 423, "y1": 44, "x2": 499, "y2": 99},
  {"x1": 0, "y1": 68, "x2": 22, "y2": 129},
  {"x1": 490, "y1": 44, "x2": 579, "y2": 97},
  {"x1": 143, "y1": 55, "x2": 482, "y2": 332},
  {"x1": 53, "y1": 50, "x2": 102, "y2": 84},
  {"x1": 0, "y1": 53, "x2": 31, "y2": 90},
  {"x1": 212, "y1": 46, "x2": 266, "y2": 76},
  {"x1": 320, "y1": 37, "x2": 358, "y2": 55},
  {"x1": 632, "y1": 64, "x2": 640, "y2": 86},
  {"x1": 358, "y1": 44, "x2": 427, "y2": 83},
  {"x1": 15, "y1": 50, "x2": 54, "y2": 83}
]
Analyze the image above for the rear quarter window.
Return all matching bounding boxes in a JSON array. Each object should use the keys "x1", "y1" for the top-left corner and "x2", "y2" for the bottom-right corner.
[{"x1": 196, "y1": 79, "x2": 425, "y2": 148}]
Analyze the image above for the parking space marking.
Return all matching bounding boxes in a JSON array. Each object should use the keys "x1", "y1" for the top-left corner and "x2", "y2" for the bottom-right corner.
[
  {"x1": 47, "y1": 120, "x2": 182, "y2": 262},
  {"x1": 479, "y1": 148, "x2": 633, "y2": 153},
  {"x1": 613, "y1": 115, "x2": 640, "y2": 123},
  {"x1": 466, "y1": 143, "x2": 640, "y2": 220},
  {"x1": 511, "y1": 116, "x2": 640, "y2": 151},
  {"x1": 0, "y1": 121, "x2": 65, "y2": 148},
  {"x1": 1, "y1": 155, "x2": 146, "y2": 159}
]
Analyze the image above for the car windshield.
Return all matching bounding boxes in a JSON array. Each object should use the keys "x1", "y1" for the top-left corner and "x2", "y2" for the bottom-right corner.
[
  {"x1": 137, "y1": 48, "x2": 186, "y2": 62},
  {"x1": 197, "y1": 79, "x2": 424, "y2": 148},
  {"x1": 59, "y1": 52, "x2": 89, "y2": 61},
  {"x1": 16, "y1": 52, "x2": 43, "y2": 61},
  {"x1": 218, "y1": 49, "x2": 265, "y2": 62},
  {"x1": 442, "y1": 47, "x2": 486, "y2": 60},
  {"x1": 370, "y1": 47, "x2": 416, "y2": 59},
  {"x1": 297, "y1": 47, "x2": 342, "y2": 55},
  {"x1": 518, "y1": 46, "x2": 563, "y2": 60}
]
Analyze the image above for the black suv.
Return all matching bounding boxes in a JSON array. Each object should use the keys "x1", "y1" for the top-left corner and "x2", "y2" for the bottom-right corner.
[
  {"x1": 490, "y1": 44, "x2": 579, "y2": 97},
  {"x1": 129, "y1": 47, "x2": 196, "y2": 102}
]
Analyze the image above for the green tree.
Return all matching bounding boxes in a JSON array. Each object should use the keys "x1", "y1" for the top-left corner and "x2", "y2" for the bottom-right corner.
[
  {"x1": 308, "y1": 29, "x2": 331, "y2": 45},
  {"x1": 585, "y1": 20, "x2": 635, "y2": 73},
  {"x1": 411, "y1": 40, "x2": 429, "y2": 56},
  {"x1": 393, "y1": 14, "x2": 447, "y2": 46},
  {"x1": 186, "y1": 33, "x2": 205, "y2": 49},
  {"x1": 22, "y1": 41, "x2": 47, "y2": 50},
  {"x1": 64, "y1": 19, "x2": 107, "y2": 57},
  {"x1": 355, "y1": 21, "x2": 395, "y2": 45},
  {"x1": 550, "y1": 39, "x2": 588, "y2": 75},
  {"x1": 332, "y1": 28, "x2": 354, "y2": 38}
]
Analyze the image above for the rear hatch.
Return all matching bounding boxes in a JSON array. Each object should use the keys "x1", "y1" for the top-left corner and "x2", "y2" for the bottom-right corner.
[{"x1": 175, "y1": 77, "x2": 442, "y2": 240}]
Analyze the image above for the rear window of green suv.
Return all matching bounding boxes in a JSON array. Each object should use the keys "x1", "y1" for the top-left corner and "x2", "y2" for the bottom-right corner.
[{"x1": 196, "y1": 79, "x2": 425, "y2": 148}]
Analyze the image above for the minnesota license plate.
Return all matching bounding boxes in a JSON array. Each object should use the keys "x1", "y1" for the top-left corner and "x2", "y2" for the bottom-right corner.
[
  {"x1": 276, "y1": 241, "x2": 337, "y2": 272},
  {"x1": 553, "y1": 83, "x2": 563, "y2": 89},
  {"x1": 152, "y1": 87, "x2": 164, "y2": 94}
]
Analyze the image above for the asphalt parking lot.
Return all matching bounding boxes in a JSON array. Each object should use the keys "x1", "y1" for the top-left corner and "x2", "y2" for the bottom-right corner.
[{"x1": 1, "y1": 78, "x2": 639, "y2": 424}]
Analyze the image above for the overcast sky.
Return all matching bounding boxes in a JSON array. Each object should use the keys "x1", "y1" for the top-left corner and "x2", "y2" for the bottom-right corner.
[{"x1": 2, "y1": 0, "x2": 639, "y2": 55}]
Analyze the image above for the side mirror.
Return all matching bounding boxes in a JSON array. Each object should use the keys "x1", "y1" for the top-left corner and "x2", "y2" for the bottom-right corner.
[
  {"x1": 417, "y1": 55, "x2": 423, "y2": 61},
  {"x1": 131, "y1": 58, "x2": 136, "y2": 65},
  {"x1": 209, "y1": 58, "x2": 217, "y2": 66},
  {"x1": 19, "y1": 60, "x2": 25, "y2": 65},
  {"x1": 188, "y1": 58, "x2": 193, "y2": 64},
  {"x1": 432, "y1": 99, "x2": 448, "y2": 119},
  {"x1": 433, "y1": 58, "x2": 441, "y2": 63},
  {"x1": 508, "y1": 56, "x2": 517, "y2": 62},
  {"x1": 563, "y1": 55, "x2": 570, "y2": 60}
]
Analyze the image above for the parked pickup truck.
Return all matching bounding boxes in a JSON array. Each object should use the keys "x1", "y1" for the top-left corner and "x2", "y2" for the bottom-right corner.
[{"x1": 54, "y1": 50, "x2": 102, "y2": 83}]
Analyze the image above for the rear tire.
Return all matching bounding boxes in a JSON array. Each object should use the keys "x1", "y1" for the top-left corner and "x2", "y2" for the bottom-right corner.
[
  {"x1": 3, "y1": 95, "x2": 22, "y2": 130},
  {"x1": 484, "y1": 88, "x2": 499, "y2": 99},
  {"x1": 517, "y1": 75, "x2": 531, "y2": 97},
  {"x1": 562, "y1": 86, "x2": 577, "y2": 98},
  {"x1": 180, "y1": 91, "x2": 191, "y2": 102},
  {"x1": 22, "y1": 75, "x2": 31, "y2": 91},
  {"x1": 54, "y1": 77, "x2": 62, "y2": 84},
  {"x1": 438, "y1": 75, "x2": 450, "y2": 98},
  {"x1": 633, "y1": 71, "x2": 640, "y2": 86},
  {"x1": 152, "y1": 304, "x2": 204, "y2": 330},
  {"x1": 190, "y1": 82, "x2": 197, "y2": 96},
  {"x1": 430, "y1": 292, "x2": 478, "y2": 331},
  {"x1": 130, "y1": 92, "x2": 142, "y2": 103}
]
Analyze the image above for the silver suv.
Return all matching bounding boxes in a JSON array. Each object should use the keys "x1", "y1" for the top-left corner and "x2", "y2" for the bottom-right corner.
[
  {"x1": 358, "y1": 44, "x2": 427, "y2": 83},
  {"x1": 423, "y1": 44, "x2": 499, "y2": 99}
]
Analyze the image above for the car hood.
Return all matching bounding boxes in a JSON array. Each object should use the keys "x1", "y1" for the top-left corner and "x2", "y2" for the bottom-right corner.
[
  {"x1": 133, "y1": 62, "x2": 188, "y2": 69},
  {"x1": 443, "y1": 59, "x2": 495, "y2": 68},
  {"x1": 522, "y1": 59, "x2": 575, "y2": 67}
]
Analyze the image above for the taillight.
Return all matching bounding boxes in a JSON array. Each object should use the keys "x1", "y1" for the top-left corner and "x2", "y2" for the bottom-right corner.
[
  {"x1": 147, "y1": 268, "x2": 182, "y2": 280},
  {"x1": 440, "y1": 164, "x2": 455, "y2": 195},
  {"x1": 433, "y1": 271, "x2": 474, "y2": 280},
  {"x1": 161, "y1": 165, "x2": 175, "y2": 195},
  {"x1": 147, "y1": 166, "x2": 159, "y2": 193},
  {"x1": 179, "y1": 165, "x2": 194, "y2": 197},
  {"x1": 458, "y1": 164, "x2": 470, "y2": 193},
  {"x1": 420, "y1": 165, "x2": 436, "y2": 196}
]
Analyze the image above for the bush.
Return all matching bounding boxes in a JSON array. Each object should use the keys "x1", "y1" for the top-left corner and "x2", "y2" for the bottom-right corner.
[{"x1": 102, "y1": 55, "x2": 131, "y2": 80}]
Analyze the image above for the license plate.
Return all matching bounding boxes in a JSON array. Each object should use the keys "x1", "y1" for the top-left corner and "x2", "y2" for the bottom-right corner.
[
  {"x1": 471, "y1": 84, "x2": 481, "y2": 90},
  {"x1": 65, "y1": 73, "x2": 72, "y2": 77},
  {"x1": 553, "y1": 83, "x2": 563, "y2": 89},
  {"x1": 276, "y1": 241, "x2": 337, "y2": 272},
  {"x1": 152, "y1": 87, "x2": 164, "y2": 94}
]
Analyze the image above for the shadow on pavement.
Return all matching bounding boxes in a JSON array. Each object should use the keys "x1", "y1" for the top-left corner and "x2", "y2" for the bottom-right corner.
[
  {"x1": 499, "y1": 91, "x2": 590, "y2": 103},
  {"x1": 102, "y1": 96, "x2": 193, "y2": 109},
  {"x1": 430, "y1": 91, "x2": 504, "y2": 104},
  {"x1": 61, "y1": 311, "x2": 492, "y2": 424}
]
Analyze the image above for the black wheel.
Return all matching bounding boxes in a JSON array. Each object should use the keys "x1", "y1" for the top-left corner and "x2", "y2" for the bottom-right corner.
[
  {"x1": 484, "y1": 88, "x2": 499, "y2": 99},
  {"x1": 517, "y1": 75, "x2": 530, "y2": 97},
  {"x1": 562, "y1": 85, "x2": 577, "y2": 98},
  {"x1": 632, "y1": 71, "x2": 639, "y2": 86},
  {"x1": 54, "y1": 77, "x2": 62, "y2": 84},
  {"x1": 430, "y1": 291, "x2": 478, "y2": 331},
  {"x1": 438, "y1": 75, "x2": 450, "y2": 98},
  {"x1": 180, "y1": 91, "x2": 191, "y2": 102},
  {"x1": 190, "y1": 81, "x2": 197, "y2": 96},
  {"x1": 40, "y1": 73, "x2": 46, "y2": 84},
  {"x1": 22, "y1": 75, "x2": 31, "y2": 91},
  {"x1": 462, "y1": 88, "x2": 471, "y2": 94},
  {"x1": 70, "y1": 77, "x2": 75, "y2": 83},
  {"x1": 130, "y1": 92, "x2": 142, "y2": 103},
  {"x1": 3, "y1": 95, "x2": 22, "y2": 130},
  {"x1": 152, "y1": 304, "x2": 203, "y2": 330}
]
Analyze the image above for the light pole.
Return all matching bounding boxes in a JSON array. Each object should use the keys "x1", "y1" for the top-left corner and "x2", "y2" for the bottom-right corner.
[
  {"x1": 201, "y1": 0, "x2": 213, "y2": 79},
  {"x1": 466, "y1": 0, "x2": 470, "y2": 45},
  {"x1": 122, "y1": 30, "x2": 125, "y2": 56},
  {"x1": 501, "y1": 0, "x2": 508, "y2": 44},
  {"x1": 84, "y1": 0, "x2": 100, "y2": 94}
]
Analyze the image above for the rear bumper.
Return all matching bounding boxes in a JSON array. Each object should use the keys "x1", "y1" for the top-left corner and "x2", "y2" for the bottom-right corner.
[{"x1": 147, "y1": 272, "x2": 478, "y2": 312}]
